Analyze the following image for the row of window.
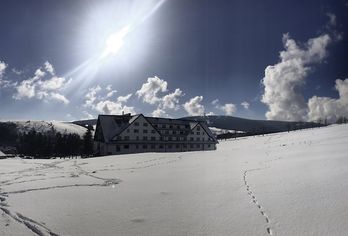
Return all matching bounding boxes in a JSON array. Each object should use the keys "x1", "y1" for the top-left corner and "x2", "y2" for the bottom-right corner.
[
  {"x1": 126, "y1": 129, "x2": 156, "y2": 134},
  {"x1": 115, "y1": 143, "x2": 211, "y2": 151}
]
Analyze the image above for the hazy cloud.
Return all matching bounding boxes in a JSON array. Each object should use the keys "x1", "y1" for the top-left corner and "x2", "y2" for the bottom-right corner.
[
  {"x1": 241, "y1": 101, "x2": 250, "y2": 109},
  {"x1": 220, "y1": 103, "x2": 236, "y2": 115},
  {"x1": 0, "y1": 60, "x2": 7, "y2": 78}
]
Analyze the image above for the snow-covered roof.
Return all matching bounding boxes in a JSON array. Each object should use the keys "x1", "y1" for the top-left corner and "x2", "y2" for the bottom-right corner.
[{"x1": 0, "y1": 150, "x2": 6, "y2": 157}]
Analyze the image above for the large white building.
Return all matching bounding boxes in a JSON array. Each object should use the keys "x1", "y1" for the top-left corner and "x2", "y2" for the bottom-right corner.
[{"x1": 94, "y1": 114, "x2": 218, "y2": 156}]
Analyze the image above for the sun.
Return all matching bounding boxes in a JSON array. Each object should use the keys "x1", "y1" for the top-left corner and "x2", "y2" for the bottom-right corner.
[{"x1": 102, "y1": 25, "x2": 131, "y2": 58}]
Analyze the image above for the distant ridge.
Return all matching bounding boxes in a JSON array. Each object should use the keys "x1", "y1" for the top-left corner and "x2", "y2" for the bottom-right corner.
[{"x1": 182, "y1": 115, "x2": 321, "y2": 133}]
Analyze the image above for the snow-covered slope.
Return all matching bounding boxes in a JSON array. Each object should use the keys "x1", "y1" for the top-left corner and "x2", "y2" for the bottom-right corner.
[
  {"x1": 1, "y1": 120, "x2": 87, "y2": 137},
  {"x1": 1, "y1": 124, "x2": 347, "y2": 235}
]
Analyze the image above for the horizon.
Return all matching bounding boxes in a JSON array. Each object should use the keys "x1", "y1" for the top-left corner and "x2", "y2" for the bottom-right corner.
[{"x1": 0, "y1": 0, "x2": 347, "y2": 122}]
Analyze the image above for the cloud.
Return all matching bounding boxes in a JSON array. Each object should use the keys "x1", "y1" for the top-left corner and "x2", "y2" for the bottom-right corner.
[
  {"x1": 212, "y1": 99, "x2": 237, "y2": 115},
  {"x1": 162, "y1": 88, "x2": 183, "y2": 110},
  {"x1": 261, "y1": 33, "x2": 331, "y2": 121},
  {"x1": 220, "y1": 103, "x2": 236, "y2": 115},
  {"x1": 0, "y1": 60, "x2": 7, "y2": 77},
  {"x1": 137, "y1": 76, "x2": 184, "y2": 116},
  {"x1": 50, "y1": 92, "x2": 69, "y2": 104},
  {"x1": 184, "y1": 96, "x2": 205, "y2": 116},
  {"x1": 308, "y1": 79, "x2": 348, "y2": 122},
  {"x1": 136, "y1": 76, "x2": 167, "y2": 104},
  {"x1": 94, "y1": 100, "x2": 135, "y2": 115},
  {"x1": 84, "y1": 85, "x2": 135, "y2": 115},
  {"x1": 241, "y1": 101, "x2": 250, "y2": 109},
  {"x1": 326, "y1": 13, "x2": 337, "y2": 27},
  {"x1": 44, "y1": 61, "x2": 55, "y2": 75},
  {"x1": 152, "y1": 108, "x2": 168, "y2": 117},
  {"x1": 211, "y1": 99, "x2": 219, "y2": 106},
  {"x1": 12, "y1": 62, "x2": 70, "y2": 104},
  {"x1": 84, "y1": 85, "x2": 102, "y2": 107},
  {"x1": 117, "y1": 93, "x2": 132, "y2": 103}
]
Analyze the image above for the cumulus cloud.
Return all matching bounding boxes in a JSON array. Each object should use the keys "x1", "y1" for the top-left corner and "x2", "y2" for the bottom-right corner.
[
  {"x1": 137, "y1": 76, "x2": 184, "y2": 116},
  {"x1": 12, "y1": 62, "x2": 70, "y2": 104},
  {"x1": 117, "y1": 93, "x2": 132, "y2": 103},
  {"x1": 220, "y1": 103, "x2": 236, "y2": 115},
  {"x1": 184, "y1": 96, "x2": 205, "y2": 116},
  {"x1": 241, "y1": 101, "x2": 250, "y2": 109},
  {"x1": 162, "y1": 88, "x2": 183, "y2": 110},
  {"x1": 152, "y1": 108, "x2": 168, "y2": 117},
  {"x1": 211, "y1": 99, "x2": 237, "y2": 115},
  {"x1": 308, "y1": 79, "x2": 348, "y2": 122},
  {"x1": 261, "y1": 33, "x2": 331, "y2": 121},
  {"x1": 136, "y1": 76, "x2": 167, "y2": 104},
  {"x1": 84, "y1": 85, "x2": 135, "y2": 115},
  {"x1": 0, "y1": 60, "x2": 7, "y2": 78}
]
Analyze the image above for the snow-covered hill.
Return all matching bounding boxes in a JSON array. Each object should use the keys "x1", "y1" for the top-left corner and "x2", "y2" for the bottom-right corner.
[
  {"x1": 0, "y1": 120, "x2": 87, "y2": 137},
  {"x1": 1, "y1": 124, "x2": 347, "y2": 235}
]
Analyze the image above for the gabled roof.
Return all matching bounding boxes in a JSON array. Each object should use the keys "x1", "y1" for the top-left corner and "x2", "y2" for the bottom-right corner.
[{"x1": 97, "y1": 115, "x2": 133, "y2": 142}]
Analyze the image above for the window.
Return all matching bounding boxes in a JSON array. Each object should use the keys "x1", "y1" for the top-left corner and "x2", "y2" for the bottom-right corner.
[
  {"x1": 196, "y1": 132, "x2": 200, "y2": 135},
  {"x1": 124, "y1": 145, "x2": 129, "y2": 149},
  {"x1": 176, "y1": 144, "x2": 179, "y2": 148},
  {"x1": 136, "y1": 136, "x2": 139, "y2": 141},
  {"x1": 134, "y1": 129, "x2": 139, "y2": 133},
  {"x1": 185, "y1": 125, "x2": 190, "y2": 129},
  {"x1": 168, "y1": 137, "x2": 172, "y2": 141},
  {"x1": 180, "y1": 131, "x2": 184, "y2": 135},
  {"x1": 196, "y1": 144, "x2": 200, "y2": 148},
  {"x1": 190, "y1": 144, "x2": 194, "y2": 148},
  {"x1": 143, "y1": 123, "x2": 148, "y2": 127},
  {"x1": 136, "y1": 145, "x2": 139, "y2": 149},
  {"x1": 151, "y1": 144, "x2": 155, "y2": 149},
  {"x1": 124, "y1": 136, "x2": 130, "y2": 140},
  {"x1": 208, "y1": 144, "x2": 211, "y2": 148},
  {"x1": 183, "y1": 144, "x2": 187, "y2": 148},
  {"x1": 117, "y1": 136, "x2": 121, "y2": 140},
  {"x1": 143, "y1": 144, "x2": 147, "y2": 149},
  {"x1": 134, "y1": 122, "x2": 139, "y2": 126},
  {"x1": 143, "y1": 129, "x2": 148, "y2": 134},
  {"x1": 169, "y1": 125, "x2": 173, "y2": 128},
  {"x1": 116, "y1": 145, "x2": 120, "y2": 152},
  {"x1": 151, "y1": 137, "x2": 156, "y2": 141},
  {"x1": 196, "y1": 137, "x2": 200, "y2": 141},
  {"x1": 127, "y1": 129, "x2": 130, "y2": 133},
  {"x1": 190, "y1": 131, "x2": 194, "y2": 134},
  {"x1": 168, "y1": 145, "x2": 172, "y2": 149},
  {"x1": 165, "y1": 130, "x2": 169, "y2": 134},
  {"x1": 190, "y1": 137, "x2": 194, "y2": 141},
  {"x1": 197, "y1": 126, "x2": 201, "y2": 131},
  {"x1": 172, "y1": 130, "x2": 176, "y2": 134},
  {"x1": 162, "y1": 124, "x2": 166, "y2": 128},
  {"x1": 151, "y1": 129, "x2": 156, "y2": 134},
  {"x1": 143, "y1": 136, "x2": 148, "y2": 141},
  {"x1": 159, "y1": 145, "x2": 164, "y2": 149}
]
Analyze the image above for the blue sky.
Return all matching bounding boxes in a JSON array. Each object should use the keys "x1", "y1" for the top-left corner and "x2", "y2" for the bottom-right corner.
[{"x1": 0, "y1": 0, "x2": 347, "y2": 122}]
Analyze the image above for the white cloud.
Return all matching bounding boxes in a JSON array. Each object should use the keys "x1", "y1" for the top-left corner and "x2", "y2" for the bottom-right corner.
[
  {"x1": 261, "y1": 33, "x2": 331, "y2": 121},
  {"x1": 211, "y1": 99, "x2": 219, "y2": 106},
  {"x1": 106, "y1": 84, "x2": 112, "y2": 91},
  {"x1": 162, "y1": 88, "x2": 183, "y2": 110},
  {"x1": 117, "y1": 93, "x2": 132, "y2": 103},
  {"x1": 136, "y1": 76, "x2": 167, "y2": 104},
  {"x1": 220, "y1": 103, "x2": 236, "y2": 115},
  {"x1": 0, "y1": 60, "x2": 7, "y2": 78},
  {"x1": 50, "y1": 92, "x2": 69, "y2": 104},
  {"x1": 308, "y1": 79, "x2": 348, "y2": 123},
  {"x1": 152, "y1": 108, "x2": 168, "y2": 117},
  {"x1": 326, "y1": 13, "x2": 337, "y2": 28},
  {"x1": 44, "y1": 61, "x2": 55, "y2": 75},
  {"x1": 184, "y1": 96, "x2": 205, "y2": 116},
  {"x1": 13, "y1": 62, "x2": 69, "y2": 104},
  {"x1": 85, "y1": 85, "x2": 102, "y2": 107},
  {"x1": 241, "y1": 101, "x2": 250, "y2": 109},
  {"x1": 84, "y1": 85, "x2": 135, "y2": 115},
  {"x1": 106, "y1": 90, "x2": 117, "y2": 98},
  {"x1": 95, "y1": 100, "x2": 135, "y2": 115}
]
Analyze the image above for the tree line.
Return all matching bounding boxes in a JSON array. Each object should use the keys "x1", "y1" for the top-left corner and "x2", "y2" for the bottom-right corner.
[{"x1": 0, "y1": 124, "x2": 94, "y2": 159}]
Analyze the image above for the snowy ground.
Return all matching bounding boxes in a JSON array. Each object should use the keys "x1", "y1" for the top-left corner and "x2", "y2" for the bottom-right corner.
[{"x1": 1, "y1": 124, "x2": 348, "y2": 236}]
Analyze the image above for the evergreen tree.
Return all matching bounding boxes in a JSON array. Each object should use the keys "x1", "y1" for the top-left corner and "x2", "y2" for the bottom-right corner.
[{"x1": 83, "y1": 127, "x2": 94, "y2": 157}]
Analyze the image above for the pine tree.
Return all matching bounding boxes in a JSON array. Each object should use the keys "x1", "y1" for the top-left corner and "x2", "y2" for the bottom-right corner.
[{"x1": 83, "y1": 127, "x2": 94, "y2": 157}]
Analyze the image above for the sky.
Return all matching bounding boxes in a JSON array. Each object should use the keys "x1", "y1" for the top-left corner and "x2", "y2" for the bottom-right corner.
[{"x1": 0, "y1": 0, "x2": 347, "y2": 122}]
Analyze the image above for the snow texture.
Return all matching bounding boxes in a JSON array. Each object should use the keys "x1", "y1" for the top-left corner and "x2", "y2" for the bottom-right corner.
[{"x1": 1, "y1": 124, "x2": 348, "y2": 235}]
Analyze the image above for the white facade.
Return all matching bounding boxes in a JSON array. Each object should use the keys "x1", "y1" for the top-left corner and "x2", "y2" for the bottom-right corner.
[{"x1": 94, "y1": 114, "x2": 218, "y2": 156}]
